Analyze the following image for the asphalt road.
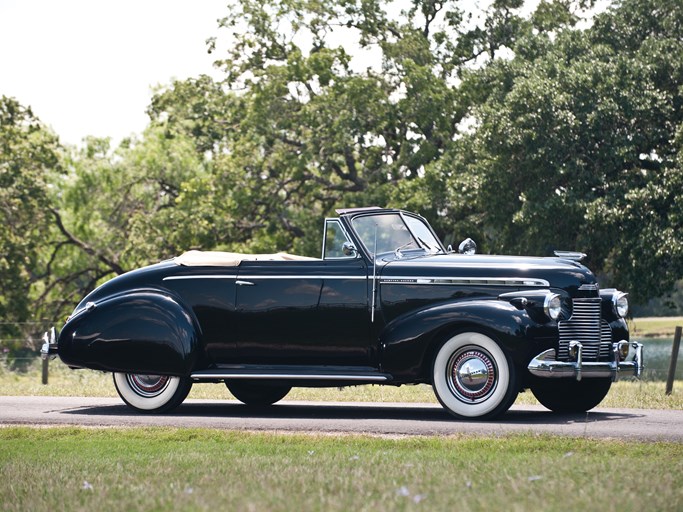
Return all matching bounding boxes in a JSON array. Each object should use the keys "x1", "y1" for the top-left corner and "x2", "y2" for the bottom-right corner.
[{"x1": 1, "y1": 396, "x2": 681, "y2": 441}]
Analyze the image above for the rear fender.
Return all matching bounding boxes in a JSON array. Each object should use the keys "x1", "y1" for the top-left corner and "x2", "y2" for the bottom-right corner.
[
  {"x1": 379, "y1": 299, "x2": 554, "y2": 381},
  {"x1": 57, "y1": 291, "x2": 200, "y2": 375}
]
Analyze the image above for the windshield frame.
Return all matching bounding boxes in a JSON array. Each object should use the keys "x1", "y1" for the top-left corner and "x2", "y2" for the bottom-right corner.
[{"x1": 348, "y1": 210, "x2": 446, "y2": 260}]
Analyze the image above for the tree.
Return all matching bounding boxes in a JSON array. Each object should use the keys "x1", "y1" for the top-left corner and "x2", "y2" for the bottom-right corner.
[
  {"x1": 0, "y1": 96, "x2": 64, "y2": 351},
  {"x1": 148, "y1": 0, "x2": 540, "y2": 254},
  {"x1": 39, "y1": 128, "x2": 214, "y2": 323},
  {"x1": 5, "y1": 0, "x2": 678, "y2": 338},
  {"x1": 446, "y1": 0, "x2": 683, "y2": 302}
]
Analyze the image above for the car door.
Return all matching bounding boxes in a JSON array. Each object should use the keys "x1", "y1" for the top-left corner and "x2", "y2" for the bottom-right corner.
[{"x1": 232, "y1": 238, "x2": 372, "y2": 366}]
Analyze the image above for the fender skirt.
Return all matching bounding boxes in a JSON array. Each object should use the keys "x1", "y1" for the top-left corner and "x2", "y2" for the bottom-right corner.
[{"x1": 57, "y1": 291, "x2": 200, "y2": 375}]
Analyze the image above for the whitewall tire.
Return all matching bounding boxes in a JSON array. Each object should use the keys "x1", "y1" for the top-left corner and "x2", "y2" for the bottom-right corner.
[
  {"x1": 113, "y1": 373, "x2": 192, "y2": 413},
  {"x1": 432, "y1": 332, "x2": 519, "y2": 420}
]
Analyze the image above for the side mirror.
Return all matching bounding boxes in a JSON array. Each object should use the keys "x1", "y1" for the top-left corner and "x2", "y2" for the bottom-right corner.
[
  {"x1": 458, "y1": 238, "x2": 477, "y2": 255},
  {"x1": 342, "y1": 241, "x2": 358, "y2": 257}
]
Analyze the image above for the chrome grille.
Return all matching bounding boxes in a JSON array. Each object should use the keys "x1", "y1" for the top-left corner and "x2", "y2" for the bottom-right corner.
[{"x1": 558, "y1": 298, "x2": 612, "y2": 361}]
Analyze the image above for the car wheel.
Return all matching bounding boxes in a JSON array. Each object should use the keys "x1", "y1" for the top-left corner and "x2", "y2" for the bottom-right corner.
[
  {"x1": 530, "y1": 377, "x2": 612, "y2": 413},
  {"x1": 432, "y1": 332, "x2": 519, "y2": 420},
  {"x1": 113, "y1": 373, "x2": 192, "y2": 413},
  {"x1": 226, "y1": 381, "x2": 291, "y2": 406}
]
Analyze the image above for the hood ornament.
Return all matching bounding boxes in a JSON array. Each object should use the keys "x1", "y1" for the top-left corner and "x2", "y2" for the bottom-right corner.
[{"x1": 554, "y1": 250, "x2": 586, "y2": 262}]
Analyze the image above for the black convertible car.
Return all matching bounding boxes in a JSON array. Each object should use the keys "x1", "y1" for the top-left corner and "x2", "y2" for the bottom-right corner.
[{"x1": 43, "y1": 207, "x2": 643, "y2": 420}]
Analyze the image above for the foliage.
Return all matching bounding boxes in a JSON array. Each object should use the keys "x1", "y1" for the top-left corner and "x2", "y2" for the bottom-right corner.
[
  {"x1": 42, "y1": 129, "x2": 213, "y2": 320},
  {"x1": 0, "y1": 112, "x2": 214, "y2": 346},
  {"x1": 400, "y1": 0, "x2": 683, "y2": 301},
  {"x1": 0, "y1": 96, "x2": 63, "y2": 349},
  {"x1": 633, "y1": 280, "x2": 683, "y2": 317},
  {"x1": 149, "y1": 0, "x2": 544, "y2": 253},
  {"x1": 1, "y1": 0, "x2": 683, "y2": 348}
]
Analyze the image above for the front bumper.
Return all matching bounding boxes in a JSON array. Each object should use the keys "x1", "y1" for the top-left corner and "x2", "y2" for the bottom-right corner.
[
  {"x1": 528, "y1": 340, "x2": 643, "y2": 382},
  {"x1": 41, "y1": 327, "x2": 58, "y2": 360}
]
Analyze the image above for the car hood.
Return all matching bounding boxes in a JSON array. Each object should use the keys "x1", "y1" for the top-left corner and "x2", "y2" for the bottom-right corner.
[{"x1": 379, "y1": 253, "x2": 596, "y2": 292}]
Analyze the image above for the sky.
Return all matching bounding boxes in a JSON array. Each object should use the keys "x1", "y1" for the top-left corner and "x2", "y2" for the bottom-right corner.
[
  {"x1": 0, "y1": 0, "x2": 227, "y2": 146},
  {"x1": 0, "y1": 0, "x2": 605, "y2": 148}
]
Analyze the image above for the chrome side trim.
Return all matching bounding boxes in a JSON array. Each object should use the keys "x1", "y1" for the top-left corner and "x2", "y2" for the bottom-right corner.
[
  {"x1": 165, "y1": 274, "x2": 548, "y2": 286},
  {"x1": 240, "y1": 275, "x2": 366, "y2": 280},
  {"x1": 191, "y1": 372, "x2": 389, "y2": 382},
  {"x1": 164, "y1": 275, "x2": 237, "y2": 281},
  {"x1": 380, "y1": 276, "x2": 550, "y2": 287},
  {"x1": 164, "y1": 275, "x2": 366, "y2": 281}
]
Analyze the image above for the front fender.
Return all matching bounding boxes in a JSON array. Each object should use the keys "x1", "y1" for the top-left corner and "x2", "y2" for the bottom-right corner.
[
  {"x1": 57, "y1": 291, "x2": 200, "y2": 375},
  {"x1": 379, "y1": 299, "x2": 556, "y2": 381}
]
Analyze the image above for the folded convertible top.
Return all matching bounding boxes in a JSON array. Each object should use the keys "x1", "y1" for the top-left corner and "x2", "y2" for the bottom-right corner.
[{"x1": 174, "y1": 250, "x2": 319, "y2": 267}]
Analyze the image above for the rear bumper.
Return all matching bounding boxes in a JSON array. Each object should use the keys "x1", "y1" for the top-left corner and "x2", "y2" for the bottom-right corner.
[
  {"x1": 528, "y1": 340, "x2": 643, "y2": 382},
  {"x1": 40, "y1": 327, "x2": 58, "y2": 360}
]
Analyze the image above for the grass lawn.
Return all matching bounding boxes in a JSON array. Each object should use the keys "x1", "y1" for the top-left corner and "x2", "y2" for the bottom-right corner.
[
  {"x1": 1, "y1": 427, "x2": 682, "y2": 512},
  {"x1": 628, "y1": 316, "x2": 683, "y2": 338}
]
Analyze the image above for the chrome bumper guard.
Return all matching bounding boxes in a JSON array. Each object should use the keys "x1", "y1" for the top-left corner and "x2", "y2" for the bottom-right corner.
[
  {"x1": 528, "y1": 340, "x2": 643, "y2": 382},
  {"x1": 40, "y1": 327, "x2": 58, "y2": 360}
]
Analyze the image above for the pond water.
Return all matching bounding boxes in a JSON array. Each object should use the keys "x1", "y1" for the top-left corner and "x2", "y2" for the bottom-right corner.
[{"x1": 639, "y1": 337, "x2": 683, "y2": 380}]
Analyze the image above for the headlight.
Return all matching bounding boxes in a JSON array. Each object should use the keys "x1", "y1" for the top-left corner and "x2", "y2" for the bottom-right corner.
[
  {"x1": 612, "y1": 291, "x2": 629, "y2": 318},
  {"x1": 544, "y1": 293, "x2": 562, "y2": 321}
]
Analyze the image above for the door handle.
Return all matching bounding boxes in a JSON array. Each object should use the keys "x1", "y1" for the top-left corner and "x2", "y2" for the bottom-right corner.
[{"x1": 236, "y1": 280, "x2": 255, "y2": 286}]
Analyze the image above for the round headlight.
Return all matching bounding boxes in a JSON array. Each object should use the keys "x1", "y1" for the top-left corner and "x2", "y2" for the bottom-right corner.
[
  {"x1": 613, "y1": 291, "x2": 629, "y2": 318},
  {"x1": 544, "y1": 293, "x2": 562, "y2": 321}
]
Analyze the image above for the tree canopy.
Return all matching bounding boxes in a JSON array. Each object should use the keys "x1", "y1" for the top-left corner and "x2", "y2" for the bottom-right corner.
[
  {"x1": 447, "y1": 0, "x2": 683, "y2": 301},
  {"x1": 0, "y1": 96, "x2": 63, "y2": 347},
  {"x1": 1, "y1": 0, "x2": 682, "y2": 352}
]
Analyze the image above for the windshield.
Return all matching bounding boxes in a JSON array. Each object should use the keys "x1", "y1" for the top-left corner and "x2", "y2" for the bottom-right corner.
[{"x1": 350, "y1": 213, "x2": 443, "y2": 257}]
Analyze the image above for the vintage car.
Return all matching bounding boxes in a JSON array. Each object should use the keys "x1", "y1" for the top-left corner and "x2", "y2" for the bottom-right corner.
[{"x1": 42, "y1": 207, "x2": 643, "y2": 420}]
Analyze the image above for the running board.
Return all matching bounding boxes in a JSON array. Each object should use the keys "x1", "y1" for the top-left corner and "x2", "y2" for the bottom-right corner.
[{"x1": 191, "y1": 365, "x2": 392, "y2": 382}]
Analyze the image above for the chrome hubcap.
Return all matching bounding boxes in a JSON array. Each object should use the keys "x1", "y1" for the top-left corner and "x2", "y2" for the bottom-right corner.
[
  {"x1": 127, "y1": 374, "x2": 170, "y2": 397},
  {"x1": 447, "y1": 347, "x2": 497, "y2": 403}
]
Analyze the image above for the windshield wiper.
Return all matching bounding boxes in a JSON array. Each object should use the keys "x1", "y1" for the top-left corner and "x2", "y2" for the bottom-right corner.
[
  {"x1": 394, "y1": 241, "x2": 415, "y2": 258},
  {"x1": 416, "y1": 236, "x2": 440, "y2": 253}
]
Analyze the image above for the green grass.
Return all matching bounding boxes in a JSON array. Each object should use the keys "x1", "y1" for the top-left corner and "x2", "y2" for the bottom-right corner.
[
  {"x1": 629, "y1": 316, "x2": 683, "y2": 338},
  {"x1": 1, "y1": 427, "x2": 681, "y2": 512},
  {"x1": 2, "y1": 358, "x2": 682, "y2": 410}
]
